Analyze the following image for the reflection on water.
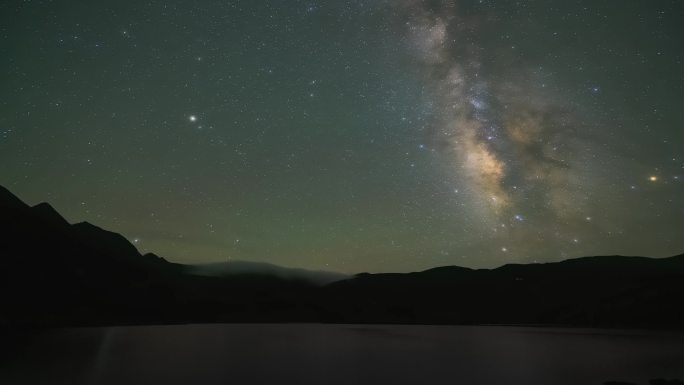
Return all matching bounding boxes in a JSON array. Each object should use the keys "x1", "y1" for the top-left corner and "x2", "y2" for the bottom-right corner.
[{"x1": 1, "y1": 324, "x2": 683, "y2": 385}]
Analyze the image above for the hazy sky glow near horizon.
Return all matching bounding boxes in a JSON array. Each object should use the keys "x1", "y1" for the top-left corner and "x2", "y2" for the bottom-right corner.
[{"x1": 1, "y1": 1, "x2": 683, "y2": 273}]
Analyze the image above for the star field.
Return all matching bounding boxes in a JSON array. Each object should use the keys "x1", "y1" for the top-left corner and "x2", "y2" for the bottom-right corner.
[{"x1": 1, "y1": 0, "x2": 682, "y2": 273}]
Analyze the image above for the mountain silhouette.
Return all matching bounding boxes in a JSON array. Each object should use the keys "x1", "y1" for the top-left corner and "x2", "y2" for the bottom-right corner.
[
  {"x1": 1, "y1": 185, "x2": 683, "y2": 328},
  {"x1": 322, "y1": 253, "x2": 684, "y2": 327}
]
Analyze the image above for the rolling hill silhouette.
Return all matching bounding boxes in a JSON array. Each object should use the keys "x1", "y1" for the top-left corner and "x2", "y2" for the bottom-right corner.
[{"x1": 1, "y1": 185, "x2": 683, "y2": 328}]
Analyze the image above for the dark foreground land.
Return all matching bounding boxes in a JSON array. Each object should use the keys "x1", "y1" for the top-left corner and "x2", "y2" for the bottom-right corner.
[
  {"x1": 2, "y1": 187, "x2": 684, "y2": 384},
  {"x1": 2, "y1": 184, "x2": 684, "y2": 329},
  {"x1": 2, "y1": 324, "x2": 684, "y2": 385}
]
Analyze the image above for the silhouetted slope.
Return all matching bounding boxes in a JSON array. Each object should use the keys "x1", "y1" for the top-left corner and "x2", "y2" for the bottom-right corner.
[
  {"x1": 322, "y1": 254, "x2": 684, "y2": 327},
  {"x1": 1, "y1": 184, "x2": 683, "y2": 328},
  {"x1": 0, "y1": 187, "x2": 184, "y2": 326},
  {"x1": 0, "y1": 186, "x2": 321, "y2": 326},
  {"x1": 0, "y1": 185, "x2": 28, "y2": 210}
]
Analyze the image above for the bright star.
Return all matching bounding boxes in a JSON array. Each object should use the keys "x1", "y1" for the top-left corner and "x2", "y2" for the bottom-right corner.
[{"x1": 189, "y1": 115, "x2": 197, "y2": 122}]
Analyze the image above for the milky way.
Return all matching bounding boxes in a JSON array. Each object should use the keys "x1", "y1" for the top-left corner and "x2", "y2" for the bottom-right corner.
[
  {"x1": 1, "y1": 0, "x2": 682, "y2": 272},
  {"x1": 394, "y1": 1, "x2": 573, "y2": 213}
]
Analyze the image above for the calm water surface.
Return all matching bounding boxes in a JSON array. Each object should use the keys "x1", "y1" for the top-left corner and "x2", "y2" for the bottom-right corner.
[{"x1": 2, "y1": 324, "x2": 683, "y2": 385}]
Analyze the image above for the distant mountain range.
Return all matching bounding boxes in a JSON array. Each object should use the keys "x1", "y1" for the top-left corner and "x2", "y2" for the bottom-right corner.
[{"x1": 1, "y1": 184, "x2": 683, "y2": 329}]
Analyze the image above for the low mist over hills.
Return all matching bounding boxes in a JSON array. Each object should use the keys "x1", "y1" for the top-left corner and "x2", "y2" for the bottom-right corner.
[
  {"x1": 1, "y1": 184, "x2": 683, "y2": 329},
  {"x1": 189, "y1": 261, "x2": 348, "y2": 286}
]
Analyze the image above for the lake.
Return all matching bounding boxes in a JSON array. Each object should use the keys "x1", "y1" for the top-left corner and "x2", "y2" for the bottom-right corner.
[{"x1": 2, "y1": 324, "x2": 683, "y2": 385}]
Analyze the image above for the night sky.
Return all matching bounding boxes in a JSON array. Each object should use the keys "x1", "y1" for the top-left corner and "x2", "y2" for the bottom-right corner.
[{"x1": 1, "y1": 1, "x2": 682, "y2": 273}]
